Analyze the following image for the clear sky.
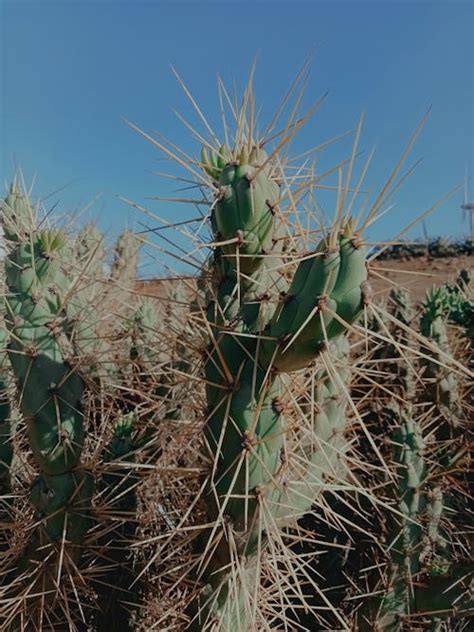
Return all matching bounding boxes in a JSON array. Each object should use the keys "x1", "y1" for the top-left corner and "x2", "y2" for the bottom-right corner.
[{"x1": 1, "y1": 0, "x2": 473, "y2": 276}]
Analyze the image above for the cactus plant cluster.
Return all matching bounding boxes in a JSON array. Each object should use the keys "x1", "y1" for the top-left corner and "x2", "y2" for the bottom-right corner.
[
  {"x1": 0, "y1": 181, "x2": 182, "y2": 630},
  {"x1": 339, "y1": 283, "x2": 472, "y2": 631},
  {"x1": 0, "y1": 71, "x2": 472, "y2": 631}
]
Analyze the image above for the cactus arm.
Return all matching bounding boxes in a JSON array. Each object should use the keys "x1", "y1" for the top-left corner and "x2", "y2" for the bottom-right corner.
[
  {"x1": 93, "y1": 413, "x2": 139, "y2": 632},
  {"x1": 261, "y1": 223, "x2": 368, "y2": 373},
  {"x1": 0, "y1": 180, "x2": 35, "y2": 242},
  {"x1": 270, "y1": 336, "x2": 351, "y2": 523},
  {"x1": 5, "y1": 232, "x2": 85, "y2": 476}
]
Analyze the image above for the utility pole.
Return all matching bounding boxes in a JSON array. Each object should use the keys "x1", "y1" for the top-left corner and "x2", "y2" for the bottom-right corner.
[{"x1": 461, "y1": 170, "x2": 474, "y2": 241}]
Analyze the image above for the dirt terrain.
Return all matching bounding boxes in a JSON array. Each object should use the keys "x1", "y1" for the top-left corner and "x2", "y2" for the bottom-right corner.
[
  {"x1": 135, "y1": 256, "x2": 473, "y2": 305},
  {"x1": 367, "y1": 255, "x2": 473, "y2": 303}
]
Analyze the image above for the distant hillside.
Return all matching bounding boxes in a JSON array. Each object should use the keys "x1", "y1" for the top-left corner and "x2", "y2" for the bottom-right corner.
[{"x1": 135, "y1": 255, "x2": 473, "y2": 306}]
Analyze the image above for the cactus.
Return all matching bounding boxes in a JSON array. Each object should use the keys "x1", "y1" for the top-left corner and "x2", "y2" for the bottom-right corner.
[
  {"x1": 350, "y1": 295, "x2": 471, "y2": 630},
  {"x1": 203, "y1": 144, "x2": 279, "y2": 274},
  {"x1": 133, "y1": 73, "x2": 471, "y2": 630},
  {"x1": 420, "y1": 287, "x2": 463, "y2": 429},
  {"x1": 75, "y1": 221, "x2": 106, "y2": 277},
  {"x1": 433, "y1": 269, "x2": 473, "y2": 337},
  {"x1": 109, "y1": 229, "x2": 141, "y2": 296},
  {"x1": 94, "y1": 413, "x2": 141, "y2": 632},
  {"x1": 0, "y1": 178, "x2": 35, "y2": 241},
  {"x1": 3, "y1": 219, "x2": 92, "y2": 542},
  {"x1": 182, "y1": 130, "x2": 370, "y2": 628},
  {"x1": 374, "y1": 405, "x2": 426, "y2": 630}
]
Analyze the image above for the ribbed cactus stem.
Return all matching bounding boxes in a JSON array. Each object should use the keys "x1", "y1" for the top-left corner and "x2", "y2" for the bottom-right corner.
[
  {"x1": 374, "y1": 405, "x2": 426, "y2": 631},
  {"x1": 95, "y1": 413, "x2": 139, "y2": 632},
  {"x1": 272, "y1": 335, "x2": 352, "y2": 523},
  {"x1": 75, "y1": 221, "x2": 105, "y2": 278},
  {"x1": 260, "y1": 220, "x2": 368, "y2": 372},
  {"x1": 70, "y1": 223, "x2": 106, "y2": 354},
  {"x1": 420, "y1": 486, "x2": 448, "y2": 573},
  {"x1": 207, "y1": 144, "x2": 279, "y2": 274},
  {"x1": 110, "y1": 229, "x2": 141, "y2": 290},
  {"x1": 2, "y1": 191, "x2": 93, "y2": 544},
  {"x1": 420, "y1": 288, "x2": 462, "y2": 428},
  {"x1": 99, "y1": 229, "x2": 142, "y2": 331},
  {"x1": 388, "y1": 287, "x2": 417, "y2": 400}
]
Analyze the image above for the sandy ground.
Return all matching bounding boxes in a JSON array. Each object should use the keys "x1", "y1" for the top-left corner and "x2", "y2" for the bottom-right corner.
[{"x1": 135, "y1": 256, "x2": 473, "y2": 305}]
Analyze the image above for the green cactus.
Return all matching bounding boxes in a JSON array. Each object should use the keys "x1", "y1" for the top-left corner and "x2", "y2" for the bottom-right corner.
[
  {"x1": 0, "y1": 183, "x2": 158, "y2": 629},
  {"x1": 2, "y1": 71, "x2": 472, "y2": 631},
  {"x1": 110, "y1": 229, "x2": 141, "y2": 292},
  {"x1": 352, "y1": 277, "x2": 472, "y2": 631},
  {"x1": 355, "y1": 403, "x2": 469, "y2": 631},
  {"x1": 75, "y1": 221, "x2": 106, "y2": 278},
  {"x1": 261, "y1": 220, "x2": 368, "y2": 372},
  {"x1": 420, "y1": 287, "x2": 463, "y2": 429},
  {"x1": 94, "y1": 412, "x2": 141, "y2": 632},
  {"x1": 68, "y1": 223, "x2": 107, "y2": 355},
  {"x1": 187, "y1": 135, "x2": 369, "y2": 628},
  {"x1": 432, "y1": 269, "x2": 473, "y2": 336},
  {"x1": 272, "y1": 335, "x2": 352, "y2": 523},
  {"x1": 3, "y1": 224, "x2": 92, "y2": 543},
  {"x1": 375, "y1": 405, "x2": 426, "y2": 630}
]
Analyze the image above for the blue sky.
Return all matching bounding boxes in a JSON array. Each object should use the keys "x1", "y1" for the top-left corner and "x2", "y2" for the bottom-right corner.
[{"x1": 1, "y1": 0, "x2": 472, "y2": 276}]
